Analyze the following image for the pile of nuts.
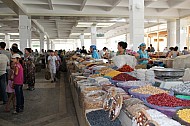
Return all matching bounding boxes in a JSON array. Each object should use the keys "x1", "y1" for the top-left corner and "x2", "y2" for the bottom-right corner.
[
  {"x1": 131, "y1": 85, "x2": 169, "y2": 95},
  {"x1": 84, "y1": 100, "x2": 104, "y2": 109},
  {"x1": 177, "y1": 108, "x2": 190, "y2": 124}
]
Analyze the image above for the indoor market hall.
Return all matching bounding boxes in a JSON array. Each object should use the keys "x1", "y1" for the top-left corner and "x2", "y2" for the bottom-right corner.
[{"x1": 1, "y1": 0, "x2": 190, "y2": 126}]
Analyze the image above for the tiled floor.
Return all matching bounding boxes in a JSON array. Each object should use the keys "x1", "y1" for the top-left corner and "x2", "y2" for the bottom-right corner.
[{"x1": 0, "y1": 71, "x2": 79, "y2": 126}]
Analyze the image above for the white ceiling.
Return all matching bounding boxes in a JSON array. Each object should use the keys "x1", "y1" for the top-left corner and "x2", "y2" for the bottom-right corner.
[{"x1": 0, "y1": 0, "x2": 190, "y2": 39}]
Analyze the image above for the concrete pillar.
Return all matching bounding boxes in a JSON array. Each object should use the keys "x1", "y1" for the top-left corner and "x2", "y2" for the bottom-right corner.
[
  {"x1": 4, "y1": 34, "x2": 10, "y2": 49},
  {"x1": 51, "y1": 40, "x2": 53, "y2": 50},
  {"x1": 27, "y1": 19, "x2": 32, "y2": 48},
  {"x1": 91, "y1": 24, "x2": 97, "y2": 45},
  {"x1": 176, "y1": 19, "x2": 188, "y2": 51},
  {"x1": 80, "y1": 34, "x2": 84, "y2": 47},
  {"x1": 129, "y1": 0, "x2": 144, "y2": 51},
  {"x1": 40, "y1": 32, "x2": 44, "y2": 52},
  {"x1": 47, "y1": 38, "x2": 50, "y2": 50},
  {"x1": 19, "y1": 15, "x2": 28, "y2": 51},
  {"x1": 167, "y1": 21, "x2": 176, "y2": 48},
  {"x1": 126, "y1": 33, "x2": 132, "y2": 49}
]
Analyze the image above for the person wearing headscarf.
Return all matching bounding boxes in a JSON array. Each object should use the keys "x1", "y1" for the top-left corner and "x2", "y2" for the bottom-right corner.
[
  {"x1": 90, "y1": 45, "x2": 100, "y2": 59},
  {"x1": 137, "y1": 43, "x2": 150, "y2": 65},
  {"x1": 23, "y1": 48, "x2": 35, "y2": 91}
]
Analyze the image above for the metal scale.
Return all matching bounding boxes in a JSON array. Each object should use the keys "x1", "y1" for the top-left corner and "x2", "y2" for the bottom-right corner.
[
  {"x1": 154, "y1": 68, "x2": 185, "y2": 89},
  {"x1": 154, "y1": 77, "x2": 184, "y2": 89}
]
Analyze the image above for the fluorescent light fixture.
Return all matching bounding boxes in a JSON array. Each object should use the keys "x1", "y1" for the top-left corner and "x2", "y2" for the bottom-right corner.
[
  {"x1": 97, "y1": 23, "x2": 115, "y2": 27},
  {"x1": 8, "y1": 33, "x2": 19, "y2": 36},
  {"x1": 70, "y1": 33, "x2": 91, "y2": 36},
  {"x1": 110, "y1": 18, "x2": 127, "y2": 22},
  {"x1": 0, "y1": 33, "x2": 5, "y2": 35}
]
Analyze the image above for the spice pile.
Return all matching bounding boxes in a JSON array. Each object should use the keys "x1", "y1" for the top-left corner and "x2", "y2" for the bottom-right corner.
[
  {"x1": 147, "y1": 93, "x2": 190, "y2": 107},
  {"x1": 131, "y1": 85, "x2": 169, "y2": 95},
  {"x1": 105, "y1": 70, "x2": 121, "y2": 78},
  {"x1": 112, "y1": 73, "x2": 138, "y2": 81},
  {"x1": 117, "y1": 65, "x2": 134, "y2": 72},
  {"x1": 177, "y1": 108, "x2": 190, "y2": 124}
]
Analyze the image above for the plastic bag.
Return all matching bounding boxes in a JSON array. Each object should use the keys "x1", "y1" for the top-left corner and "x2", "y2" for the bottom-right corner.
[
  {"x1": 45, "y1": 69, "x2": 51, "y2": 80},
  {"x1": 112, "y1": 55, "x2": 137, "y2": 68}
]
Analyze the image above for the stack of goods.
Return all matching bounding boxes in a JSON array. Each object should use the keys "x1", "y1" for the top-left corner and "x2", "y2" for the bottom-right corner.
[
  {"x1": 112, "y1": 73, "x2": 138, "y2": 82},
  {"x1": 123, "y1": 98, "x2": 148, "y2": 117},
  {"x1": 175, "y1": 108, "x2": 190, "y2": 125},
  {"x1": 86, "y1": 110, "x2": 121, "y2": 126},
  {"x1": 145, "y1": 69, "x2": 155, "y2": 84},
  {"x1": 117, "y1": 81, "x2": 150, "y2": 92},
  {"x1": 105, "y1": 70, "x2": 121, "y2": 78},
  {"x1": 171, "y1": 84, "x2": 190, "y2": 95},
  {"x1": 146, "y1": 93, "x2": 190, "y2": 117},
  {"x1": 135, "y1": 69, "x2": 147, "y2": 81},
  {"x1": 135, "y1": 109, "x2": 182, "y2": 126},
  {"x1": 79, "y1": 86, "x2": 102, "y2": 107},
  {"x1": 84, "y1": 90, "x2": 107, "y2": 110},
  {"x1": 129, "y1": 85, "x2": 169, "y2": 100},
  {"x1": 117, "y1": 65, "x2": 134, "y2": 72}
]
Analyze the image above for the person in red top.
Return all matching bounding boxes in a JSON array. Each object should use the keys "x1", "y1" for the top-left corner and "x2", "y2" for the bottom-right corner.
[{"x1": 11, "y1": 54, "x2": 24, "y2": 114}]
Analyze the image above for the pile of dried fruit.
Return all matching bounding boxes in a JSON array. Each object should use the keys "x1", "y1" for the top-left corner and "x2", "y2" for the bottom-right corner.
[
  {"x1": 112, "y1": 73, "x2": 138, "y2": 81},
  {"x1": 131, "y1": 85, "x2": 169, "y2": 95},
  {"x1": 147, "y1": 93, "x2": 190, "y2": 107},
  {"x1": 177, "y1": 108, "x2": 190, "y2": 124},
  {"x1": 117, "y1": 65, "x2": 134, "y2": 72}
]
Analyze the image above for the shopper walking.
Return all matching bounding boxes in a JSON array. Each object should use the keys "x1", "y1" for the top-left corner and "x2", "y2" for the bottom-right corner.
[
  {"x1": 12, "y1": 54, "x2": 24, "y2": 114},
  {"x1": 48, "y1": 50, "x2": 58, "y2": 83},
  {"x1": 0, "y1": 53, "x2": 9, "y2": 104},
  {"x1": 5, "y1": 62, "x2": 16, "y2": 112},
  {"x1": 23, "y1": 48, "x2": 35, "y2": 91}
]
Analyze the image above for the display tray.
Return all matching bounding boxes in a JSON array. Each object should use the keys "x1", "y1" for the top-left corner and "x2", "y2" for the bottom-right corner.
[{"x1": 173, "y1": 107, "x2": 190, "y2": 126}]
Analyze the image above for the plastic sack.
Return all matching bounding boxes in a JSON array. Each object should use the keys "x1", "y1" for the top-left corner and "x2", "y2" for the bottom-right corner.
[
  {"x1": 45, "y1": 69, "x2": 51, "y2": 80},
  {"x1": 112, "y1": 55, "x2": 137, "y2": 68},
  {"x1": 183, "y1": 68, "x2": 190, "y2": 82}
]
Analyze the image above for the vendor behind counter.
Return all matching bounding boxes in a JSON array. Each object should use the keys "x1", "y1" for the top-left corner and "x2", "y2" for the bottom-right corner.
[{"x1": 137, "y1": 43, "x2": 151, "y2": 69}]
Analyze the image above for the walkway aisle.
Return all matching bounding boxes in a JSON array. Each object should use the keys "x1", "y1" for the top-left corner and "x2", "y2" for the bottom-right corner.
[{"x1": 0, "y1": 71, "x2": 79, "y2": 126}]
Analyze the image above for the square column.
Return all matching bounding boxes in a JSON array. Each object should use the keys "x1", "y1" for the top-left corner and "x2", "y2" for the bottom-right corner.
[
  {"x1": 129, "y1": 0, "x2": 144, "y2": 51},
  {"x1": 19, "y1": 15, "x2": 29, "y2": 51},
  {"x1": 27, "y1": 19, "x2": 32, "y2": 48},
  {"x1": 40, "y1": 32, "x2": 44, "y2": 52},
  {"x1": 80, "y1": 34, "x2": 84, "y2": 47},
  {"x1": 5, "y1": 34, "x2": 10, "y2": 49},
  {"x1": 167, "y1": 21, "x2": 176, "y2": 48},
  {"x1": 176, "y1": 19, "x2": 188, "y2": 51},
  {"x1": 47, "y1": 38, "x2": 50, "y2": 50},
  {"x1": 91, "y1": 24, "x2": 97, "y2": 45}
]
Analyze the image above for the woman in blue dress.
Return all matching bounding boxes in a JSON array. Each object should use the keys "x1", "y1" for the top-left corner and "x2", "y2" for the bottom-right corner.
[
  {"x1": 137, "y1": 43, "x2": 150, "y2": 65},
  {"x1": 90, "y1": 45, "x2": 100, "y2": 59}
]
